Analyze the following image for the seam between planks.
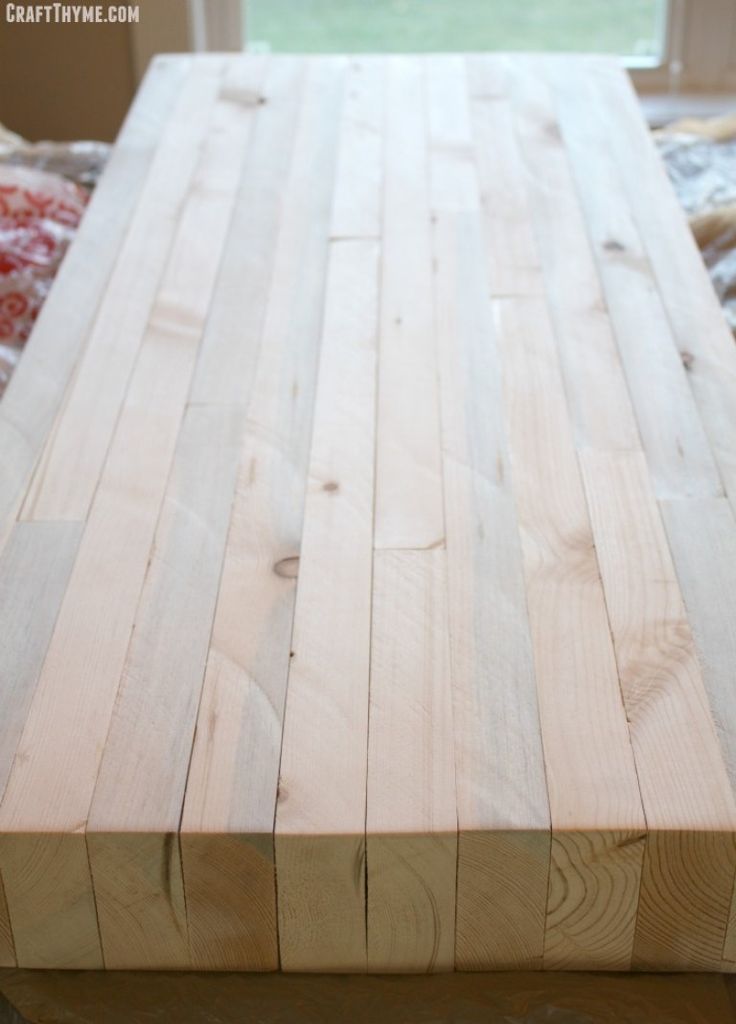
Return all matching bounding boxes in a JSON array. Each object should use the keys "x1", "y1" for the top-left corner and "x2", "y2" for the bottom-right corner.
[{"x1": 363, "y1": 59, "x2": 389, "y2": 966}]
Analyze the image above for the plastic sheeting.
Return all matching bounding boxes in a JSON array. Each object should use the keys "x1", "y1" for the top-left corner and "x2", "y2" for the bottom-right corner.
[
  {"x1": 0, "y1": 164, "x2": 88, "y2": 396},
  {"x1": 656, "y1": 112, "x2": 736, "y2": 336},
  {"x1": 0, "y1": 970, "x2": 735, "y2": 1024},
  {"x1": 0, "y1": 126, "x2": 108, "y2": 398},
  {"x1": 0, "y1": 125, "x2": 109, "y2": 192}
]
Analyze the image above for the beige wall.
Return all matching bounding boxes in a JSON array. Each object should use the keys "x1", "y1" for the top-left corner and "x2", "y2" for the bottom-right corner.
[{"x1": 0, "y1": 0, "x2": 192, "y2": 142}]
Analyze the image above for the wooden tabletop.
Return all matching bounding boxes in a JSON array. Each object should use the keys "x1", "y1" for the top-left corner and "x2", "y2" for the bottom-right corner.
[{"x1": 1, "y1": 53, "x2": 736, "y2": 975}]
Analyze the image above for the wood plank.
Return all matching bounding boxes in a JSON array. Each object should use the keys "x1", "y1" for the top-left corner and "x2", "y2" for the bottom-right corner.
[
  {"x1": 660, "y1": 499, "x2": 736, "y2": 805},
  {"x1": 456, "y1": 832, "x2": 549, "y2": 971},
  {"x1": 649, "y1": 496, "x2": 736, "y2": 969},
  {"x1": 87, "y1": 833, "x2": 188, "y2": 971},
  {"x1": 465, "y1": 57, "x2": 543, "y2": 296},
  {"x1": 180, "y1": 57, "x2": 347, "y2": 972},
  {"x1": 580, "y1": 449, "x2": 736, "y2": 970},
  {"x1": 0, "y1": 835, "x2": 98, "y2": 969},
  {"x1": 84, "y1": 57, "x2": 298, "y2": 974},
  {"x1": 275, "y1": 238, "x2": 380, "y2": 973},
  {"x1": 427, "y1": 56, "x2": 550, "y2": 970},
  {"x1": 0, "y1": 522, "x2": 82, "y2": 971},
  {"x1": 425, "y1": 55, "x2": 478, "y2": 215},
  {"x1": 330, "y1": 57, "x2": 384, "y2": 240},
  {"x1": 20, "y1": 57, "x2": 229, "y2": 523},
  {"x1": 374, "y1": 56, "x2": 444, "y2": 550},
  {"x1": 548, "y1": 59, "x2": 722, "y2": 500},
  {"x1": 190, "y1": 57, "x2": 304, "y2": 405},
  {"x1": 0, "y1": 55, "x2": 188, "y2": 549},
  {"x1": 484, "y1": 56, "x2": 639, "y2": 454},
  {"x1": 274, "y1": 59, "x2": 382, "y2": 977},
  {"x1": 589, "y1": 57, "x2": 736, "y2": 513},
  {"x1": 0, "y1": 57, "x2": 257, "y2": 971},
  {"x1": 492, "y1": 296, "x2": 646, "y2": 970},
  {"x1": 85, "y1": 404, "x2": 243, "y2": 969},
  {"x1": 367, "y1": 550, "x2": 456, "y2": 973},
  {"x1": 0, "y1": 523, "x2": 82, "y2": 803}
]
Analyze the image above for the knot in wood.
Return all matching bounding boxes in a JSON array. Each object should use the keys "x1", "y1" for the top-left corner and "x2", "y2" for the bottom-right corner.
[{"x1": 274, "y1": 556, "x2": 300, "y2": 579}]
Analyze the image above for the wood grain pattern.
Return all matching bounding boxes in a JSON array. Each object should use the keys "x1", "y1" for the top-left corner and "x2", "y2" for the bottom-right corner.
[
  {"x1": 545, "y1": 830, "x2": 645, "y2": 973},
  {"x1": 273, "y1": 57, "x2": 383, "y2": 973},
  {"x1": 374, "y1": 57, "x2": 444, "y2": 550},
  {"x1": 20, "y1": 57, "x2": 231, "y2": 523},
  {"x1": 330, "y1": 58, "x2": 384, "y2": 240},
  {"x1": 83, "y1": 79, "x2": 281, "y2": 974},
  {"x1": 0, "y1": 524, "x2": 77, "y2": 961},
  {"x1": 466, "y1": 57, "x2": 544, "y2": 297},
  {"x1": 588, "y1": 57, "x2": 736, "y2": 511},
  {"x1": 275, "y1": 238, "x2": 380, "y2": 973},
  {"x1": 502, "y1": 58, "x2": 640, "y2": 454},
  {"x1": 427, "y1": 68, "x2": 550, "y2": 962},
  {"x1": 661, "y1": 500, "x2": 736, "y2": 788},
  {"x1": 86, "y1": 404, "x2": 243, "y2": 969},
  {"x1": 0, "y1": 834, "x2": 100, "y2": 969},
  {"x1": 0, "y1": 56, "x2": 258, "y2": 969},
  {"x1": 1, "y1": 53, "x2": 735, "y2": 973},
  {"x1": 492, "y1": 296, "x2": 646, "y2": 970},
  {"x1": 662, "y1": 497, "x2": 736, "y2": 967},
  {"x1": 367, "y1": 550, "x2": 456, "y2": 973},
  {"x1": 580, "y1": 449, "x2": 736, "y2": 969},
  {"x1": 180, "y1": 57, "x2": 346, "y2": 971},
  {"x1": 190, "y1": 57, "x2": 304, "y2": 407},
  {"x1": 0, "y1": 523, "x2": 82, "y2": 802},
  {"x1": 548, "y1": 59, "x2": 722, "y2": 500},
  {"x1": 0, "y1": 55, "x2": 188, "y2": 551}
]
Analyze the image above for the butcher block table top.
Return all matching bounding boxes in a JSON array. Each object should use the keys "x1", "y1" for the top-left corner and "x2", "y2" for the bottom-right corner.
[{"x1": 1, "y1": 52, "x2": 736, "y2": 977}]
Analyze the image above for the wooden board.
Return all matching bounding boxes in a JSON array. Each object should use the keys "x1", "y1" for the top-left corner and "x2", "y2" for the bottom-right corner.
[
  {"x1": 491, "y1": 295, "x2": 646, "y2": 971},
  {"x1": 275, "y1": 233, "x2": 381, "y2": 972},
  {"x1": 1, "y1": 53, "x2": 736, "y2": 973},
  {"x1": 367, "y1": 549, "x2": 456, "y2": 973},
  {"x1": 426, "y1": 56, "x2": 550, "y2": 971},
  {"x1": 0, "y1": 55, "x2": 189, "y2": 551},
  {"x1": 179, "y1": 55, "x2": 347, "y2": 972}
]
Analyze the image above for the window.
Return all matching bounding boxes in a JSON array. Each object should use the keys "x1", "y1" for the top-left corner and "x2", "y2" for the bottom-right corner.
[
  {"x1": 185, "y1": 1, "x2": 736, "y2": 94},
  {"x1": 245, "y1": 0, "x2": 668, "y2": 65}
]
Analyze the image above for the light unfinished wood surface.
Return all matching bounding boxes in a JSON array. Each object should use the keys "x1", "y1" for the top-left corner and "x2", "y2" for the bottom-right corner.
[{"x1": 1, "y1": 53, "x2": 735, "y2": 973}]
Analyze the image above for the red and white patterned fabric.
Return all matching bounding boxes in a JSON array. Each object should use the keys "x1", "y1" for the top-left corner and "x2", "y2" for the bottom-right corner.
[{"x1": 0, "y1": 165, "x2": 88, "y2": 395}]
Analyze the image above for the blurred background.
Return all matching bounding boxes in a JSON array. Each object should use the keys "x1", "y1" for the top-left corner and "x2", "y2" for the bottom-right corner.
[{"x1": 1, "y1": 0, "x2": 735, "y2": 141}]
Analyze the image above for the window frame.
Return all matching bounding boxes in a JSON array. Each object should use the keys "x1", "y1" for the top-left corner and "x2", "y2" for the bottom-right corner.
[
  {"x1": 188, "y1": 0, "x2": 244, "y2": 52},
  {"x1": 631, "y1": 0, "x2": 736, "y2": 92}
]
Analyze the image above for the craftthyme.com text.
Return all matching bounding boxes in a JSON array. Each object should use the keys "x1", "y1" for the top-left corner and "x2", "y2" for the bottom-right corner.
[{"x1": 5, "y1": 3, "x2": 140, "y2": 23}]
